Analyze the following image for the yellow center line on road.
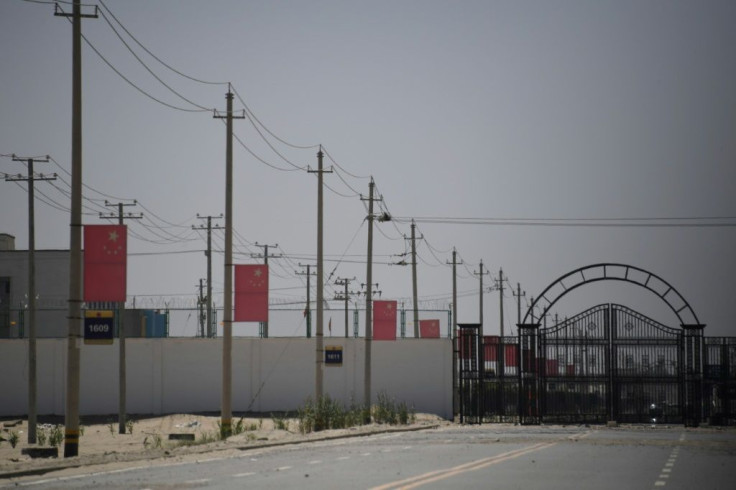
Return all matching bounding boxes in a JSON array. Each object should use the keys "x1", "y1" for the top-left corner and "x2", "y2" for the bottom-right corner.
[{"x1": 370, "y1": 442, "x2": 557, "y2": 490}]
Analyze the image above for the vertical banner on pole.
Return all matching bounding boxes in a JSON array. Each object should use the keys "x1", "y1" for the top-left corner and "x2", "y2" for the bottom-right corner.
[
  {"x1": 419, "y1": 319, "x2": 441, "y2": 338},
  {"x1": 373, "y1": 300, "x2": 397, "y2": 341},
  {"x1": 234, "y1": 264, "x2": 269, "y2": 322},
  {"x1": 83, "y1": 224, "x2": 127, "y2": 302}
]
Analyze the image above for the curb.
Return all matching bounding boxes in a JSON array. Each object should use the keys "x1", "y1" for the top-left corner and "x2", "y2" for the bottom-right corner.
[{"x1": 0, "y1": 424, "x2": 440, "y2": 481}]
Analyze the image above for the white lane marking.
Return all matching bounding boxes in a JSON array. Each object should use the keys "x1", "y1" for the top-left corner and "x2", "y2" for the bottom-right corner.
[
  {"x1": 662, "y1": 468, "x2": 672, "y2": 473},
  {"x1": 337, "y1": 456, "x2": 350, "y2": 461},
  {"x1": 659, "y1": 474, "x2": 670, "y2": 479},
  {"x1": 276, "y1": 466, "x2": 292, "y2": 471},
  {"x1": 362, "y1": 452, "x2": 372, "y2": 456},
  {"x1": 309, "y1": 460, "x2": 322, "y2": 464},
  {"x1": 184, "y1": 479, "x2": 210, "y2": 485},
  {"x1": 233, "y1": 472, "x2": 255, "y2": 477},
  {"x1": 665, "y1": 462, "x2": 674, "y2": 467},
  {"x1": 655, "y1": 481, "x2": 666, "y2": 487}
]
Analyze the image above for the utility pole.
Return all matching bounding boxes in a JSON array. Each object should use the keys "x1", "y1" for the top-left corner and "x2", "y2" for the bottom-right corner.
[
  {"x1": 360, "y1": 178, "x2": 386, "y2": 420},
  {"x1": 296, "y1": 264, "x2": 316, "y2": 338},
  {"x1": 213, "y1": 86, "x2": 245, "y2": 439},
  {"x1": 406, "y1": 220, "x2": 423, "y2": 338},
  {"x1": 197, "y1": 279, "x2": 206, "y2": 337},
  {"x1": 334, "y1": 277, "x2": 356, "y2": 338},
  {"x1": 446, "y1": 248, "x2": 462, "y2": 416},
  {"x1": 513, "y1": 283, "x2": 526, "y2": 329},
  {"x1": 474, "y1": 260, "x2": 489, "y2": 380},
  {"x1": 193, "y1": 214, "x2": 223, "y2": 338},
  {"x1": 100, "y1": 200, "x2": 141, "y2": 435},
  {"x1": 5, "y1": 154, "x2": 55, "y2": 444},
  {"x1": 362, "y1": 179, "x2": 375, "y2": 420},
  {"x1": 56, "y1": 0, "x2": 98, "y2": 458},
  {"x1": 251, "y1": 242, "x2": 280, "y2": 338},
  {"x1": 308, "y1": 148, "x2": 332, "y2": 401}
]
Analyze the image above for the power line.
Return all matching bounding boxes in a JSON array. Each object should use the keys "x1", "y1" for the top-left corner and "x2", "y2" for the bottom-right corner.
[
  {"x1": 97, "y1": 0, "x2": 228, "y2": 86},
  {"x1": 392, "y1": 216, "x2": 736, "y2": 228},
  {"x1": 55, "y1": 4, "x2": 208, "y2": 113}
]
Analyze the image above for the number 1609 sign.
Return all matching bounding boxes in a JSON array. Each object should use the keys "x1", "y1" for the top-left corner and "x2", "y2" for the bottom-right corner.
[{"x1": 84, "y1": 310, "x2": 114, "y2": 345}]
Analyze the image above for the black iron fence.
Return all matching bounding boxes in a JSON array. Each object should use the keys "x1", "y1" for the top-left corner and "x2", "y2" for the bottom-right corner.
[{"x1": 458, "y1": 304, "x2": 735, "y2": 426}]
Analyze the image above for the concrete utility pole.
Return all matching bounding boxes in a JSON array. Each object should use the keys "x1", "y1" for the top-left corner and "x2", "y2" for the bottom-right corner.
[
  {"x1": 193, "y1": 214, "x2": 222, "y2": 338},
  {"x1": 296, "y1": 264, "x2": 316, "y2": 338},
  {"x1": 100, "y1": 200, "x2": 141, "y2": 435},
  {"x1": 334, "y1": 277, "x2": 356, "y2": 338},
  {"x1": 56, "y1": 0, "x2": 97, "y2": 458},
  {"x1": 513, "y1": 283, "x2": 526, "y2": 329},
  {"x1": 446, "y1": 248, "x2": 462, "y2": 416},
  {"x1": 5, "y1": 154, "x2": 55, "y2": 444},
  {"x1": 407, "y1": 220, "x2": 423, "y2": 338},
  {"x1": 474, "y1": 260, "x2": 489, "y2": 377},
  {"x1": 251, "y1": 242, "x2": 280, "y2": 338},
  {"x1": 213, "y1": 87, "x2": 244, "y2": 439},
  {"x1": 308, "y1": 149, "x2": 332, "y2": 401},
  {"x1": 361, "y1": 178, "x2": 383, "y2": 420}
]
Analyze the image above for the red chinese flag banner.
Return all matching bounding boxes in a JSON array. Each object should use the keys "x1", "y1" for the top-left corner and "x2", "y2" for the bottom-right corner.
[
  {"x1": 373, "y1": 300, "x2": 397, "y2": 341},
  {"x1": 84, "y1": 224, "x2": 127, "y2": 302},
  {"x1": 505, "y1": 344, "x2": 519, "y2": 367},
  {"x1": 419, "y1": 319, "x2": 440, "y2": 339},
  {"x1": 234, "y1": 264, "x2": 269, "y2": 322},
  {"x1": 484, "y1": 336, "x2": 499, "y2": 362}
]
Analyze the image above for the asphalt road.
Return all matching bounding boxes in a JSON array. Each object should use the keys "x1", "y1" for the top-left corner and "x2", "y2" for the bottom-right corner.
[{"x1": 4, "y1": 425, "x2": 735, "y2": 489}]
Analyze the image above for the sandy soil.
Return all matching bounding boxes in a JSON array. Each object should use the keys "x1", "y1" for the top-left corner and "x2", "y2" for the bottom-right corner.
[{"x1": 0, "y1": 413, "x2": 447, "y2": 477}]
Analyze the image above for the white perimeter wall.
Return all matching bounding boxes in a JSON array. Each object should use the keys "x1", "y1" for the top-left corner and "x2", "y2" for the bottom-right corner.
[{"x1": 0, "y1": 338, "x2": 452, "y2": 419}]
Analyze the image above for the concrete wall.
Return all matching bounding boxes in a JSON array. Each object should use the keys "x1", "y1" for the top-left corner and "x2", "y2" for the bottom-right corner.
[{"x1": 0, "y1": 338, "x2": 452, "y2": 419}]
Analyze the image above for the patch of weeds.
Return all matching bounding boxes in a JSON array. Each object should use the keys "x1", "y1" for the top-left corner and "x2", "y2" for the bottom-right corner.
[
  {"x1": 9, "y1": 431, "x2": 20, "y2": 448},
  {"x1": 298, "y1": 398, "x2": 315, "y2": 434},
  {"x1": 49, "y1": 425, "x2": 64, "y2": 447},
  {"x1": 36, "y1": 428, "x2": 47, "y2": 446},
  {"x1": 271, "y1": 413, "x2": 289, "y2": 431},
  {"x1": 258, "y1": 418, "x2": 263, "y2": 430},
  {"x1": 233, "y1": 417, "x2": 245, "y2": 436},
  {"x1": 247, "y1": 421, "x2": 259, "y2": 431},
  {"x1": 126, "y1": 418, "x2": 135, "y2": 435},
  {"x1": 373, "y1": 391, "x2": 398, "y2": 425},
  {"x1": 198, "y1": 431, "x2": 219, "y2": 445},
  {"x1": 108, "y1": 420, "x2": 115, "y2": 436}
]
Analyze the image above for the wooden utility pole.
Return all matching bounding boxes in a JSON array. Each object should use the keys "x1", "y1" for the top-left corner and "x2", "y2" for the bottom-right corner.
[
  {"x1": 100, "y1": 200, "x2": 141, "y2": 435},
  {"x1": 296, "y1": 264, "x2": 316, "y2": 338},
  {"x1": 193, "y1": 214, "x2": 222, "y2": 338},
  {"x1": 55, "y1": 0, "x2": 98, "y2": 458},
  {"x1": 251, "y1": 242, "x2": 280, "y2": 338},
  {"x1": 213, "y1": 88, "x2": 244, "y2": 439},
  {"x1": 5, "y1": 154, "x2": 55, "y2": 444}
]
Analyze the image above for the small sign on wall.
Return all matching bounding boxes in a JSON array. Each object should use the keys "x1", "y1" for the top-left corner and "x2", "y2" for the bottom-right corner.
[
  {"x1": 84, "y1": 310, "x2": 114, "y2": 345},
  {"x1": 325, "y1": 345, "x2": 343, "y2": 366}
]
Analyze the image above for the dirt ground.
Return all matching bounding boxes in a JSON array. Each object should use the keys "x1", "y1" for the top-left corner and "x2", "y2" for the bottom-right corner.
[{"x1": 0, "y1": 413, "x2": 447, "y2": 477}]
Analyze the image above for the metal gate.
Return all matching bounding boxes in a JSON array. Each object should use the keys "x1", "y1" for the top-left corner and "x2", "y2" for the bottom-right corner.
[
  {"x1": 460, "y1": 303, "x2": 709, "y2": 425},
  {"x1": 533, "y1": 304, "x2": 690, "y2": 424}
]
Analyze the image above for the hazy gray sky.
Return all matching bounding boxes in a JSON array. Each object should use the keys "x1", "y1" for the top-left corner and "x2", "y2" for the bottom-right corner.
[{"x1": 1, "y1": 0, "x2": 734, "y2": 336}]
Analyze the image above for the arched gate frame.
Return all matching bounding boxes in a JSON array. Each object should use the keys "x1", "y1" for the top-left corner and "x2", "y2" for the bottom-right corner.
[{"x1": 517, "y1": 264, "x2": 705, "y2": 426}]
